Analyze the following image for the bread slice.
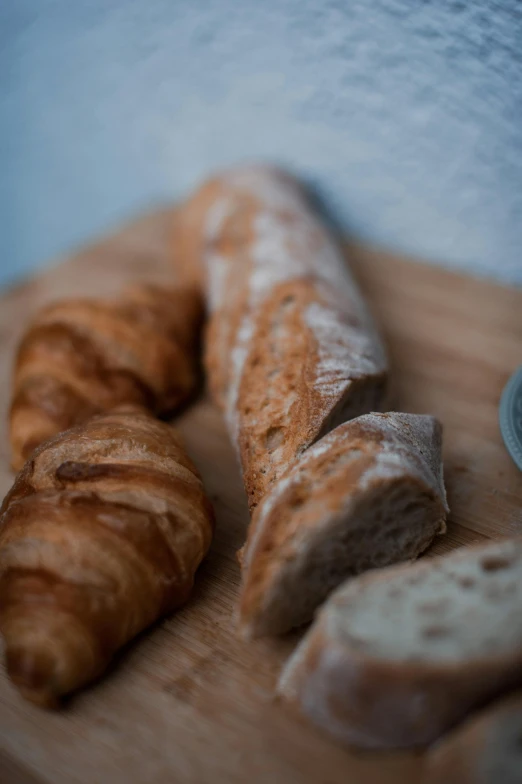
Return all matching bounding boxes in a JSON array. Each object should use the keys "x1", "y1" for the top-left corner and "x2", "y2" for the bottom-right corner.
[
  {"x1": 278, "y1": 537, "x2": 522, "y2": 750},
  {"x1": 424, "y1": 690, "x2": 522, "y2": 784},
  {"x1": 175, "y1": 164, "x2": 388, "y2": 511},
  {"x1": 238, "y1": 412, "x2": 448, "y2": 638}
]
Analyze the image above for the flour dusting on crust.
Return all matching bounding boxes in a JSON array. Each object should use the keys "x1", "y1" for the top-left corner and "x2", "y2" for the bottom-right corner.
[
  {"x1": 202, "y1": 164, "x2": 388, "y2": 460},
  {"x1": 305, "y1": 300, "x2": 385, "y2": 400}
]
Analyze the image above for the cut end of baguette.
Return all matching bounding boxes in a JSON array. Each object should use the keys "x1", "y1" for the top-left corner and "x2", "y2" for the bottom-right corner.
[
  {"x1": 327, "y1": 538, "x2": 522, "y2": 663},
  {"x1": 279, "y1": 537, "x2": 522, "y2": 750},
  {"x1": 239, "y1": 475, "x2": 445, "y2": 640},
  {"x1": 238, "y1": 412, "x2": 447, "y2": 639}
]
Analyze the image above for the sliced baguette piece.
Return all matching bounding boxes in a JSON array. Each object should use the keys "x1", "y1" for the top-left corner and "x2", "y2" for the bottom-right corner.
[
  {"x1": 278, "y1": 537, "x2": 522, "y2": 750},
  {"x1": 424, "y1": 690, "x2": 522, "y2": 784},
  {"x1": 238, "y1": 412, "x2": 448, "y2": 638}
]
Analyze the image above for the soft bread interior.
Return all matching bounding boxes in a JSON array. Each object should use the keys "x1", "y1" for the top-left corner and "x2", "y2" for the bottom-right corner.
[
  {"x1": 328, "y1": 538, "x2": 522, "y2": 662},
  {"x1": 241, "y1": 476, "x2": 445, "y2": 637}
]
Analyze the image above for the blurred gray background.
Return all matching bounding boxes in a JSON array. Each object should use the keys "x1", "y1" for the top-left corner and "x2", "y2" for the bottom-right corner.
[{"x1": 1, "y1": 0, "x2": 521, "y2": 286}]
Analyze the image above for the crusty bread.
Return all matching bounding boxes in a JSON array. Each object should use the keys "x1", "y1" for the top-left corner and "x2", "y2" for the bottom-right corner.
[
  {"x1": 174, "y1": 165, "x2": 388, "y2": 511},
  {"x1": 238, "y1": 412, "x2": 447, "y2": 638},
  {"x1": 424, "y1": 690, "x2": 522, "y2": 784},
  {"x1": 278, "y1": 537, "x2": 522, "y2": 750}
]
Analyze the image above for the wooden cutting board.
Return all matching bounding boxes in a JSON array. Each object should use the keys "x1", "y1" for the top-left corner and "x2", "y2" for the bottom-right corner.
[{"x1": 0, "y1": 210, "x2": 521, "y2": 784}]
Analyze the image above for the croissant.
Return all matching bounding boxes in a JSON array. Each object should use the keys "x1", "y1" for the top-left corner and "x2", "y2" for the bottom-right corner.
[
  {"x1": 9, "y1": 283, "x2": 203, "y2": 471},
  {"x1": 0, "y1": 407, "x2": 214, "y2": 706}
]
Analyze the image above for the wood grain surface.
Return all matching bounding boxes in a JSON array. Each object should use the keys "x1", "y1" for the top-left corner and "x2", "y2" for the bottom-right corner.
[{"x1": 0, "y1": 210, "x2": 521, "y2": 784}]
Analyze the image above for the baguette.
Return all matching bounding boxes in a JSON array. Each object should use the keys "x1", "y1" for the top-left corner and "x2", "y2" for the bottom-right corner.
[
  {"x1": 10, "y1": 283, "x2": 203, "y2": 470},
  {"x1": 0, "y1": 407, "x2": 214, "y2": 706},
  {"x1": 239, "y1": 412, "x2": 447, "y2": 637},
  {"x1": 175, "y1": 165, "x2": 388, "y2": 511},
  {"x1": 279, "y1": 537, "x2": 522, "y2": 749},
  {"x1": 424, "y1": 690, "x2": 522, "y2": 784}
]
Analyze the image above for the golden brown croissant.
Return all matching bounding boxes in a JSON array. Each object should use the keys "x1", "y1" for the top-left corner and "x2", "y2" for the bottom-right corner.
[
  {"x1": 0, "y1": 407, "x2": 214, "y2": 707},
  {"x1": 9, "y1": 283, "x2": 203, "y2": 471}
]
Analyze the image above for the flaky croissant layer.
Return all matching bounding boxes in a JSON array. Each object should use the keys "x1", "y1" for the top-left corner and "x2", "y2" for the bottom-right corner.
[
  {"x1": 0, "y1": 408, "x2": 214, "y2": 706},
  {"x1": 9, "y1": 283, "x2": 203, "y2": 471}
]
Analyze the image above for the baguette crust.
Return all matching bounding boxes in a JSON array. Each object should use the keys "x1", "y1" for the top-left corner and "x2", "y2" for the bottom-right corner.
[
  {"x1": 10, "y1": 283, "x2": 203, "y2": 470},
  {"x1": 424, "y1": 690, "x2": 522, "y2": 784},
  {"x1": 279, "y1": 538, "x2": 522, "y2": 749},
  {"x1": 239, "y1": 412, "x2": 447, "y2": 637},
  {"x1": 175, "y1": 165, "x2": 388, "y2": 510}
]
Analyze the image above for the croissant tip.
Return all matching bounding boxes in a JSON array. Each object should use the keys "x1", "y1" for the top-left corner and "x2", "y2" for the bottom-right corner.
[{"x1": 5, "y1": 645, "x2": 60, "y2": 709}]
